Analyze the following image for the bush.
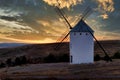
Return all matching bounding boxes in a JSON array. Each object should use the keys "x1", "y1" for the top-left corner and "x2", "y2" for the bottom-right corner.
[
  {"x1": 0, "y1": 62, "x2": 6, "y2": 68},
  {"x1": 20, "y1": 56, "x2": 27, "y2": 64},
  {"x1": 58, "y1": 54, "x2": 69, "y2": 62},
  {"x1": 112, "y1": 51, "x2": 120, "y2": 59},
  {"x1": 15, "y1": 57, "x2": 21, "y2": 65},
  {"x1": 94, "y1": 54, "x2": 101, "y2": 61},
  {"x1": 6, "y1": 58, "x2": 12, "y2": 67},
  {"x1": 103, "y1": 55, "x2": 112, "y2": 62},
  {"x1": 44, "y1": 54, "x2": 56, "y2": 63}
]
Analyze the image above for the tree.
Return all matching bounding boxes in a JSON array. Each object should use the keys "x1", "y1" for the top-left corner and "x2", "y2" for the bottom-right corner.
[
  {"x1": 103, "y1": 55, "x2": 111, "y2": 62},
  {"x1": 0, "y1": 62, "x2": 6, "y2": 68},
  {"x1": 44, "y1": 54, "x2": 56, "y2": 63},
  {"x1": 112, "y1": 51, "x2": 120, "y2": 59},
  {"x1": 94, "y1": 54, "x2": 101, "y2": 61},
  {"x1": 21, "y1": 56, "x2": 27, "y2": 64},
  {"x1": 58, "y1": 54, "x2": 69, "y2": 62},
  {"x1": 15, "y1": 57, "x2": 21, "y2": 65},
  {"x1": 6, "y1": 58, "x2": 12, "y2": 67}
]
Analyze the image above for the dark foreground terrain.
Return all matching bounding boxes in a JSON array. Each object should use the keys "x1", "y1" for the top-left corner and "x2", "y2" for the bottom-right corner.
[
  {"x1": 0, "y1": 60, "x2": 120, "y2": 80},
  {"x1": 0, "y1": 40, "x2": 119, "y2": 80},
  {"x1": 0, "y1": 40, "x2": 120, "y2": 60}
]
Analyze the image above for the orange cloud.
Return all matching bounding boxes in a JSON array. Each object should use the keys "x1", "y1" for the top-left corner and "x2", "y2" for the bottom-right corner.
[
  {"x1": 43, "y1": 0, "x2": 83, "y2": 9},
  {"x1": 100, "y1": 13, "x2": 108, "y2": 19},
  {"x1": 97, "y1": 0, "x2": 114, "y2": 12},
  {"x1": 96, "y1": 0, "x2": 114, "y2": 19},
  {"x1": 0, "y1": 35, "x2": 55, "y2": 44}
]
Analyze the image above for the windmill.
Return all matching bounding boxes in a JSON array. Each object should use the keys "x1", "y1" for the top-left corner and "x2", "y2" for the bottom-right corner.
[{"x1": 54, "y1": 3, "x2": 112, "y2": 64}]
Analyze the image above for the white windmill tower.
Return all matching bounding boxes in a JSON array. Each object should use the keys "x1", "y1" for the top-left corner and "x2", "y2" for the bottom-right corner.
[
  {"x1": 70, "y1": 19, "x2": 94, "y2": 64},
  {"x1": 54, "y1": 6, "x2": 112, "y2": 64}
]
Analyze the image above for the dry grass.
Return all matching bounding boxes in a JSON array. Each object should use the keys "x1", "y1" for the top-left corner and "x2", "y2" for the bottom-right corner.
[
  {"x1": 0, "y1": 40, "x2": 119, "y2": 79},
  {"x1": 0, "y1": 60, "x2": 120, "y2": 79},
  {"x1": 0, "y1": 40, "x2": 119, "y2": 60}
]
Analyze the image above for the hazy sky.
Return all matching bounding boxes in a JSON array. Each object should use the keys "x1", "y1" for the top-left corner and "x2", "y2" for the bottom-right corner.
[{"x1": 0, "y1": 0, "x2": 120, "y2": 43}]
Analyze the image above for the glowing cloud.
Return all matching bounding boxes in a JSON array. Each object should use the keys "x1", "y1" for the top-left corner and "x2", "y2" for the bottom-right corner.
[
  {"x1": 0, "y1": 36, "x2": 55, "y2": 44},
  {"x1": 100, "y1": 13, "x2": 108, "y2": 19},
  {"x1": 43, "y1": 0, "x2": 83, "y2": 9},
  {"x1": 43, "y1": 0, "x2": 115, "y2": 19},
  {"x1": 96, "y1": 0, "x2": 114, "y2": 19},
  {"x1": 97, "y1": 0, "x2": 114, "y2": 12},
  {"x1": 0, "y1": 19, "x2": 38, "y2": 36}
]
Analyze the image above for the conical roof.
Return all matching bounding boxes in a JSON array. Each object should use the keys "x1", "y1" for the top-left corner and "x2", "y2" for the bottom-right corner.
[{"x1": 70, "y1": 20, "x2": 94, "y2": 32}]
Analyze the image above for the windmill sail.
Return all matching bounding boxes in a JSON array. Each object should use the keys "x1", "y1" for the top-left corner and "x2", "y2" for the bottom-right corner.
[
  {"x1": 87, "y1": 30, "x2": 112, "y2": 61},
  {"x1": 54, "y1": 5, "x2": 112, "y2": 62},
  {"x1": 55, "y1": 30, "x2": 69, "y2": 43},
  {"x1": 54, "y1": 32, "x2": 70, "y2": 50},
  {"x1": 55, "y1": 7, "x2": 69, "y2": 28},
  {"x1": 54, "y1": 6, "x2": 72, "y2": 50},
  {"x1": 55, "y1": 7, "x2": 72, "y2": 29}
]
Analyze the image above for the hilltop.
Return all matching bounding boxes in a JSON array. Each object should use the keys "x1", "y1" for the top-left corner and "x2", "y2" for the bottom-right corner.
[
  {"x1": 0, "y1": 40, "x2": 119, "y2": 80},
  {"x1": 0, "y1": 40, "x2": 119, "y2": 61}
]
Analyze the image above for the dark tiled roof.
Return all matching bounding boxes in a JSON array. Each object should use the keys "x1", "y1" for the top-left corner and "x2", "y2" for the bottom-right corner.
[{"x1": 71, "y1": 20, "x2": 94, "y2": 32}]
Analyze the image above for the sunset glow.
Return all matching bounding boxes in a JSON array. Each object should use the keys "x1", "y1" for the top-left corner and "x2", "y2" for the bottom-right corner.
[{"x1": 0, "y1": 0, "x2": 119, "y2": 43}]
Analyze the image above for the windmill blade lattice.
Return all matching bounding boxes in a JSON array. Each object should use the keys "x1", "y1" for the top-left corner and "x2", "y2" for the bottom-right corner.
[
  {"x1": 54, "y1": 5, "x2": 112, "y2": 62},
  {"x1": 54, "y1": 32, "x2": 70, "y2": 50},
  {"x1": 55, "y1": 6, "x2": 72, "y2": 29},
  {"x1": 55, "y1": 7, "x2": 70, "y2": 29}
]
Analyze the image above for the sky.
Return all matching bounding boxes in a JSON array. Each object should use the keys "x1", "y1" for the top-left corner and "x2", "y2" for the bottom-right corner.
[{"x1": 0, "y1": 0, "x2": 120, "y2": 43}]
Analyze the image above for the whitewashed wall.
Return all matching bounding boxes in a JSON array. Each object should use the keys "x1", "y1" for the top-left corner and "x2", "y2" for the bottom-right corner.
[{"x1": 70, "y1": 32, "x2": 94, "y2": 64}]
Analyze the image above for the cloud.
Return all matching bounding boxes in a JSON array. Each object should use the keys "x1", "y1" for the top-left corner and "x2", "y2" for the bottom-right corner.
[
  {"x1": 0, "y1": 16, "x2": 18, "y2": 21},
  {"x1": 99, "y1": 13, "x2": 108, "y2": 19},
  {"x1": 0, "y1": 19, "x2": 38, "y2": 36},
  {"x1": 43, "y1": 0, "x2": 83, "y2": 9},
  {"x1": 37, "y1": 19, "x2": 67, "y2": 36},
  {"x1": 0, "y1": 0, "x2": 118, "y2": 43},
  {"x1": 0, "y1": 7, "x2": 25, "y2": 22},
  {"x1": 96, "y1": 0, "x2": 114, "y2": 19},
  {"x1": 43, "y1": 0, "x2": 115, "y2": 20},
  {"x1": 0, "y1": 8, "x2": 23, "y2": 17},
  {"x1": 0, "y1": 36, "x2": 55, "y2": 43},
  {"x1": 96, "y1": 31, "x2": 120, "y2": 40},
  {"x1": 97, "y1": 0, "x2": 114, "y2": 12},
  {"x1": 25, "y1": 0, "x2": 38, "y2": 6},
  {"x1": 86, "y1": 14, "x2": 120, "y2": 40}
]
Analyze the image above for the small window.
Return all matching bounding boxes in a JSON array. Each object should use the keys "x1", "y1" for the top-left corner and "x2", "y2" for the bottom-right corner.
[
  {"x1": 80, "y1": 33, "x2": 82, "y2": 35},
  {"x1": 86, "y1": 33, "x2": 88, "y2": 35},
  {"x1": 71, "y1": 55, "x2": 73, "y2": 63}
]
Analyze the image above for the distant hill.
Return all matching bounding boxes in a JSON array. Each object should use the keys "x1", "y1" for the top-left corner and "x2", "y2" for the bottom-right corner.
[
  {"x1": 0, "y1": 43, "x2": 26, "y2": 48},
  {"x1": 0, "y1": 40, "x2": 119, "y2": 61}
]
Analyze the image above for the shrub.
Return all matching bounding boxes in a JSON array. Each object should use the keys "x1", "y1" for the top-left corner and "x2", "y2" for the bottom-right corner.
[
  {"x1": 58, "y1": 54, "x2": 69, "y2": 62},
  {"x1": 112, "y1": 51, "x2": 120, "y2": 59},
  {"x1": 14, "y1": 57, "x2": 21, "y2": 65},
  {"x1": 20, "y1": 56, "x2": 27, "y2": 64},
  {"x1": 103, "y1": 55, "x2": 112, "y2": 62},
  {"x1": 6, "y1": 58, "x2": 12, "y2": 67},
  {"x1": 94, "y1": 54, "x2": 101, "y2": 61},
  {"x1": 44, "y1": 54, "x2": 56, "y2": 63},
  {"x1": 0, "y1": 62, "x2": 6, "y2": 68}
]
